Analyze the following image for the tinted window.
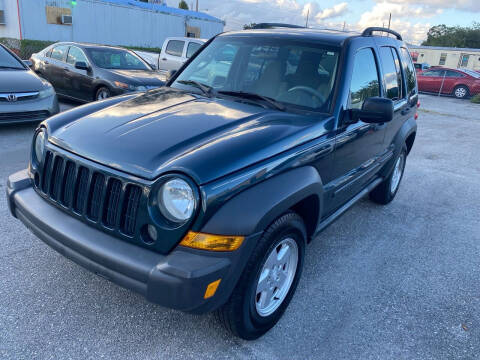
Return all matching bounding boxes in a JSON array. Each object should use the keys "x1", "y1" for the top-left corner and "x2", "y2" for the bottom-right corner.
[
  {"x1": 380, "y1": 47, "x2": 401, "y2": 100},
  {"x1": 0, "y1": 45, "x2": 25, "y2": 69},
  {"x1": 173, "y1": 36, "x2": 340, "y2": 112},
  {"x1": 50, "y1": 45, "x2": 69, "y2": 62},
  {"x1": 85, "y1": 48, "x2": 149, "y2": 70},
  {"x1": 422, "y1": 70, "x2": 445, "y2": 77},
  {"x1": 166, "y1": 40, "x2": 184, "y2": 57},
  {"x1": 400, "y1": 48, "x2": 417, "y2": 95},
  {"x1": 186, "y1": 42, "x2": 202, "y2": 58},
  {"x1": 445, "y1": 70, "x2": 464, "y2": 78},
  {"x1": 349, "y1": 48, "x2": 380, "y2": 109},
  {"x1": 66, "y1": 46, "x2": 88, "y2": 65}
]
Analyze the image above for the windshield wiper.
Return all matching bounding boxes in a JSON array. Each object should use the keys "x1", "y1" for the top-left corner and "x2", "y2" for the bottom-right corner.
[
  {"x1": 217, "y1": 91, "x2": 285, "y2": 111},
  {"x1": 177, "y1": 80, "x2": 215, "y2": 97}
]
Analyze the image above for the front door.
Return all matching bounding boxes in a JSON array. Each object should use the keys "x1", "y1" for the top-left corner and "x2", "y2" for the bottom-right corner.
[
  {"x1": 327, "y1": 47, "x2": 386, "y2": 215},
  {"x1": 159, "y1": 40, "x2": 185, "y2": 72},
  {"x1": 65, "y1": 46, "x2": 94, "y2": 101}
]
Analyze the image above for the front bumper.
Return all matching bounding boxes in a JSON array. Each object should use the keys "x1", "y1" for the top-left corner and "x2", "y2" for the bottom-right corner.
[
  {"x1": 7, "y1": 169, "x2": 258, "y2": 314},
  {"x1": 0, "y1": 94, "x2": 59, "y2": 124}
]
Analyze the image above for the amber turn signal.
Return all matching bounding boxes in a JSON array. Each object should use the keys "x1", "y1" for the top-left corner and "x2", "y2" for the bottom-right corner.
[
  {"x1": 204, "y1": 279, "x2": 221, "y2": 299},
  {"x1": 179, "y1": 231, "x2": 244, "y2": 251}
]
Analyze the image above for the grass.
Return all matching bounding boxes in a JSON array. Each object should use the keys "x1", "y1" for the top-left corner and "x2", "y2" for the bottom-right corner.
[{"x1": 470, "y1": 94, "x2": 480, "y2": 104}]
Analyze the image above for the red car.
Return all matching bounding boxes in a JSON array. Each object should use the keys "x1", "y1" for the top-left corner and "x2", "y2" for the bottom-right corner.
[{"x1": 417, "y1": 67, "x2": 480, "y2": 99}]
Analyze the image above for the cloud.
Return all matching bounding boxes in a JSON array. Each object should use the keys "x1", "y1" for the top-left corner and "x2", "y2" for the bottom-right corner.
[
  {"x1": 315, "y1": 2, "x2": 348, "y2": 21},
  {"x1": 372, "y1": 0, "x2": 480, "y2": 12}
]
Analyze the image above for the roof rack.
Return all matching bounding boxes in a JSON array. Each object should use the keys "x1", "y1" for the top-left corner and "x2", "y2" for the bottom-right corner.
[
  {"x1": 252, "y1": 23, "x2": 304, "y2": 29},
  {"x1": 362, "y1": 27, "x2": 402, "y2": 40}
]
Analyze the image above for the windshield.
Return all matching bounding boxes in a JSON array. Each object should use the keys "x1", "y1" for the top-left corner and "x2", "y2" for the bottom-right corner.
[
  {"x1": 171, "y1": 36, "x2": 340, "y2": 112},
  {"x1": 85, "y1": 48, "x2": 150, "y2": 70},
  {"x1": 0, "y1": 46, "x2": 25, "y2": 70}
]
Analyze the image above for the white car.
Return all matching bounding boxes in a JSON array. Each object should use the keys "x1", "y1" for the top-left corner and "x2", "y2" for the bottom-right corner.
[{"x1": 157, "y1": 37, "x2": 206, "y2": 72}]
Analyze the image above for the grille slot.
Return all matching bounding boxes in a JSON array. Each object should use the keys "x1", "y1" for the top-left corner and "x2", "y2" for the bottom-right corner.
[
  {"x1": 74, "y1": 167, "x2": 89, "y2": 213},
  {"x1": 49, "y1": 156, "x2": 64, "y2": 200},
  {"x1": 103, "y1": 179, "x2": 122, "y2": 227},
  {"x1": 121, "y1": 185, "x2": 142, "y2": 236},
  {"x1": 87, "y1": 173, "x2": 105, "y2": 221},
  {"x1": 60, "y1": 161, "x2": 76, "y2": 207}
]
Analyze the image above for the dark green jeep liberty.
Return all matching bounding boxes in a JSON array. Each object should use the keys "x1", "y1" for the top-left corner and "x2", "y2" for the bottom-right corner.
[{"x1": 7, "y1": 25, "x2": 418, "y2": 339}]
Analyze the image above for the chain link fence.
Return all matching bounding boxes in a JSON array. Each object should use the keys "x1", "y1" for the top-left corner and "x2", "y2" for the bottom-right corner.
[{"x1": 0, "y1": 38, "x2": 55, "y2": 59}]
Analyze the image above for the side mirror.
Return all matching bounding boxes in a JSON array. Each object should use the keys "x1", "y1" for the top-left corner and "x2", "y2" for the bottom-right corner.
[
  {"x1": 350, "y1": 97, "x2": 393, "y2": 124},
  {"x1": 23, "y1": 60, "x2": 33, "y2": 68},
  {"x1": 75, "y1": 61, "x2": 90, "y2": 71},
  {"x1": 149, "y1": 63, "x2": 157, "y2": 70},
  {"x1": 166, "y1": 69, "x2": 177, "y2": 82}
]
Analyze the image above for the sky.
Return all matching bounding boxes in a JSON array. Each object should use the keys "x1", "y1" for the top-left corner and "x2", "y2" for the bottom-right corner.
[{"x1": 166, "y1": 0, "x2": 480, "y2": 44}]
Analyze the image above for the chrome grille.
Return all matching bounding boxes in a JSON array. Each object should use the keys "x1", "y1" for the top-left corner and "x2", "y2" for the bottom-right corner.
[{"x1": 35, "y1": 150, "x2": 143, "y2": 237}]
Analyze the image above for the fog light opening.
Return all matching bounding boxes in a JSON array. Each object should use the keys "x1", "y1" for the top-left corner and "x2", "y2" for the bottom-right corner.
[{"x1": 141, "y1": 224, "x2": 158, "y2": 244}]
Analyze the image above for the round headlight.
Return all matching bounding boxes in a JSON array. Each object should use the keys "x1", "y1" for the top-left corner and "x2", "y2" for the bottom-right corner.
[
  {"x1": 158, "y1": 178, "x2": 195, "y2": 222},
  {"x1": 34, "y1": 130, "x2": 46, "y2": 163}
]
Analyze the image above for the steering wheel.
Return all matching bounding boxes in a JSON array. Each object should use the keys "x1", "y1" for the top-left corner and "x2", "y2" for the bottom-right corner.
[{"x1": 285, "y1": 86, "x2": 326, "y2": 105}]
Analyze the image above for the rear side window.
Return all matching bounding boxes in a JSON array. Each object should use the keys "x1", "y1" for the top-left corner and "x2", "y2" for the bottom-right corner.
[
  {"x1": 445, "y1": 70, "x2": 464, "y2": 78},
  {"x1": 50, "y1": 45, "x2": 69, "y2": 62},
  {"x1": 186, "y1": 42, "x2": 202, "y2": 58},
  {"x1": 66, "y1": 46, "x2": 88, "y2": 65},
  {"x1": 349, "y1": 48, "x2": 380, "y2": 109},
  {"x1": 166, "y1": 40, "x2": 184, "y2": 57},
  {"x1": 400, "y1": 48, "x2": 417, "y2": 95},
  {"x1": 379, "y1": 47, "x2": 403, "y2": 100}
]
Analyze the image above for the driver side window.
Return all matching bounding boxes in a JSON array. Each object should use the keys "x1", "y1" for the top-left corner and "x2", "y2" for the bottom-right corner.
[{"x1": 349, "y1": 48, "x2": 380, "y2": 109}]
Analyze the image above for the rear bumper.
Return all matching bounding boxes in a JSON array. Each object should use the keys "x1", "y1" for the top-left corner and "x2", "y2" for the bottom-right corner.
[{"x1": 7, "y1": 169, "x2": 259, "y2": 313}]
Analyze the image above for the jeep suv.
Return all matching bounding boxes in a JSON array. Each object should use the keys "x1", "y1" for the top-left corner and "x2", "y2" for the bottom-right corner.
[{"x1": 7, "y1": 26, "x2": 418, "y2": 340}]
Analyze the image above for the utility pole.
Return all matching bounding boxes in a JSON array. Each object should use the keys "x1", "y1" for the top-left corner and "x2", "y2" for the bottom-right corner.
[
  {"x1": 305, "y1": 8, "x2": 309, "y2": 28},
  {"x1": 387, "y1": 13, "x2": 391, "y2": 29},
  {"x1": 196, "y1": 0, "x2": 198, "y2": 12},
  {"x1": 342, "y1": 21, "x2": 346, "y2": 31}
]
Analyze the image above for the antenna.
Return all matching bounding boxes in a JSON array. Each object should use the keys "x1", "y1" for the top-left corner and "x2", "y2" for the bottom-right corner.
[{"x1": 305, "y1": 8, "x2": 309, "y2": 28}]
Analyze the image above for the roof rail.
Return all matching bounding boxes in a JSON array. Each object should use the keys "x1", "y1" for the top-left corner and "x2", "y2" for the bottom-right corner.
[
  {"x1": 362, "y1": 27, "x2": 402, "y2": 40},
  {"x1": 252, "y1": 23, "x2": 304, "y2": 29}
]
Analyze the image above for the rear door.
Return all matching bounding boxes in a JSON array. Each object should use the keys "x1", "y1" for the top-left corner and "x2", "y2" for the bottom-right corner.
[
  {"x1": 65, "y1": 46, "x2": 94, "y2": 101},
  {"x1": 186, "y1": 41, "x2": 202, "y2": 59},
  {"x1": 442, "y1": 70, "x2": 466, "y2": 94},
  {"x1": 159, "y1": 40, "x2": 185, "y2": 71},
  {"x1": 47, "y1": 44, "x2": 70, "y2": 94},
  {"x1": 417, "y1": 69, "x2": 445, "y2": 93},
  {"x1": 383, "y1": 46, "x2": 417, "y2": 149},
  {"x1": 329, "y1": 47, "x2": 386, "y2": 213}
]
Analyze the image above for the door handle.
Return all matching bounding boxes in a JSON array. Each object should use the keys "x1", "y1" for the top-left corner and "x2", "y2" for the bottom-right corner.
[
  {"x1": 162, "y1": 58, "x2": 167, "y2": 61},
  {"x1": 44, "y1": 61, "x2": 49, "y2": 64},
  {"x1": 63, "y1": 67, "x2": 70, "y2": 72},
  {"x1": 401, "y1": 107, "x2": 410, "y2": 116}
]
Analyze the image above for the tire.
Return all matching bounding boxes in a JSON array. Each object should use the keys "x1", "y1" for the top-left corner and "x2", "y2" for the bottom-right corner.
[
  {"x1": 215, "y1": 212, "x2": 306, "y2": 340},
  {"x1": 453, "y1": 85, "x2": 469, "y2": 99},
  {"x1": 95, "y1": 86, "x2": 111, "y2": 101},
  {"x1": 369, "y1": 145, "x2": 407, "y2": 205}
]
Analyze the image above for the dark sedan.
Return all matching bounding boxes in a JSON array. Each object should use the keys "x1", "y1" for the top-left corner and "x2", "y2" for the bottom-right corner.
[
  {"x1": 0, "y1": 44, "x2": 59, "y2": 124},
  {"x1": 31, "y1": 42, "x2": 165, "y2": 102}
]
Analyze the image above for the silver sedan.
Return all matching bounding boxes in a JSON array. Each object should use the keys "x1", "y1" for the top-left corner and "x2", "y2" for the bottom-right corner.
[{"x1": 0, "y1": 44, "x2": 59, "y2": 125}]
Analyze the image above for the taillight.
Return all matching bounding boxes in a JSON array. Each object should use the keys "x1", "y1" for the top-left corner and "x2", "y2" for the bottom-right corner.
[
  {"x1": 414, "y1": 112, "x2": 418, "y2": 120},
  {"x1": 417, "y1": 100, "x2": 420, "y2": 108}
]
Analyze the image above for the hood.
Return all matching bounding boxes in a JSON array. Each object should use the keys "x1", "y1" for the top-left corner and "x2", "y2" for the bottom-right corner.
[
  {"x1": 49, "y1": 88, "x2": 329, "y2": 184},
  {"x1": 107, "y1": 69, "x2": 165, "y2": 86},
  {"x1": 0, "y1": 69, "x2": 45, "y2": 92}
]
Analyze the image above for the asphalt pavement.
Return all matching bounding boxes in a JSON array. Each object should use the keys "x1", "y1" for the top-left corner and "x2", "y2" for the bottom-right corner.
[{"x1": 1, "y1": 95, "x2": 479, "y2": 359}]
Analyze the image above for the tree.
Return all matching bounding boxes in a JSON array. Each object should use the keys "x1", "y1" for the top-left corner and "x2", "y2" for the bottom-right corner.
[
  {"x1": 422, "y1": 23, "x2": 480, "y2": 49},
  {"x1": 243, "y1": 23, "x2": 257, "y2": 30},
  {"x1": 178, "y1": 0, "x2": 189, "y2": 9}
]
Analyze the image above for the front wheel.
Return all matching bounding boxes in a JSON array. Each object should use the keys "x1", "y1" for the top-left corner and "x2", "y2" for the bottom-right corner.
[
  {"x1": 369, "y1": 146, "x2": 407, "y2": 205},
  {"x1": 215, "y1": 212, "x2": 306, "y2": 340},
  {"x1": 453, "y1": 85, "x2": 469, "y2": 99},
  {"x1": 95, "y1": 87, "x2": 111, "y2": 101}
]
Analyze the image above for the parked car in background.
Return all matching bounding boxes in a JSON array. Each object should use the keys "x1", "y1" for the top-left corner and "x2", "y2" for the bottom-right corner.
[
  {"x1": 417, "y1": 67, "x2": 480, "y2": 98},
  {"x1": 157, "y1": 37, "x2": 206, "y2": 72},
  {"x1": 0, "y1": 44, "x2": 58, "y2": 124},
  {"x1": 31, "y1": 42, "x2": 165, "y2": 102},
  {"x1": 414, "y1": 62, "x2": 430, "y2": 73},
  {"x1": 8, "y1": 26, "x2": 418, "y2": 340}
]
